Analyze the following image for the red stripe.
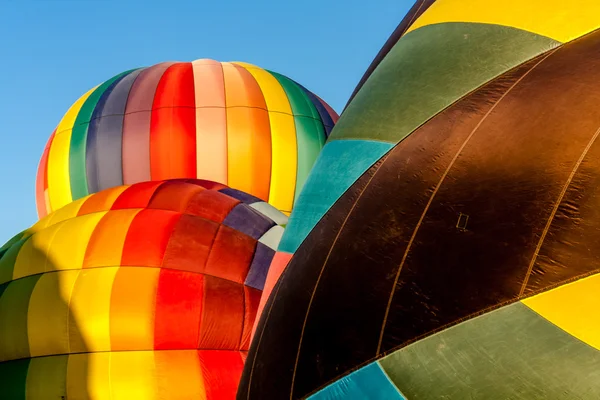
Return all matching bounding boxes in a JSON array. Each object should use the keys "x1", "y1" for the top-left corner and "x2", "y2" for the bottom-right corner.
[
  {"x1": 121, "y1": 209, "x2": 181, "y2": 267},
  {"x1": 154, "y1": 269, "x2": 204, "y2": 350},
  {"x1": 150, "y1": 62, "x2": 196, "y2": 180},
  {"x1": 36, "y1": 130, "x2": 55, "y2": 218},
  {"x1": 147, "y1": 181, "x2": 205, "y2": 213},
  {"x1": 198, "y1": 276, "x2": 245, "y2": 350},
  {"x1": 161, "y1": 214, "x2": 219, "y2": 273},
  {"x1": 111, "y1": 180, "x2": 164, "y2": 210},
  {"x1": 204, "y1": 225, "x2": 256, "y2": 284},
  {"x1": 198, "y1": 350, "x2": 244, "y2": 399},
  {"x1": 240, "y1": 286, "x2": 261, "y2": 351},
  {"x1": 185, "y1": 189, "x2": 239, "y2": 223}
]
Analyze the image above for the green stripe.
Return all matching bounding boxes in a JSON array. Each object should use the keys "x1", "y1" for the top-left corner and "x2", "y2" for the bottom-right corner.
[
  {"x1": 0, "y1": 237, "x2": 27, "y2": 285},
  {"x1": 379, "y1": 302, "x2": 600, "y2": 399},
  {"x1": 0, "y1": 275, "x2": 42, "y2": 362},
  {"x1": 69, "y1": 69, "x2": 136, "y2": 201},
  {"x1": 0, "y1": 358, "x2": 30, "y2": 399},
  {"x1": 269, "y1": 71, "x2": 326, "y2": 203},
  {"x1": 25, "y1": 355, "x2": 68, "y2": 398},
  {"x1": 332, "y1": 22, "x2": 560, "y2": 142}
]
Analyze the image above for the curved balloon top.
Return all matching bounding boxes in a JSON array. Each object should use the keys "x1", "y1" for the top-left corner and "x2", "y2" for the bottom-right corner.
[
  {"x1": 36, "y1": 59, "x2": 339, "y2": 218},
  {"x1": 0, "y1": 179, "x2": 287, "y2": 398}
]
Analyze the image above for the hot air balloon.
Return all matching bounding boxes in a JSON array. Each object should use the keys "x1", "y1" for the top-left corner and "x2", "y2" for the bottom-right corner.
[
  {"x1": 36, "y1": 59, "x2": 338, "y2": 219},
  {"x1": 0, "y1": 179, "x2": 286, "y2": 399},
  {"x1": 239, "y1": 1, "x2": 600, "y2": 399}
]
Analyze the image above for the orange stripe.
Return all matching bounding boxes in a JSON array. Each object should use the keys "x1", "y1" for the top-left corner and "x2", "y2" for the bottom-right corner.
[
  {"x1": 222, "y1": 63, "x2": 271, "y2": 199},
  {"x1": 36, "y1": 130, "x2": 55, "y2": 218},
  {"x1": 192, "y1": 59, "x2": 228, "y2": 184},
  {"x1": 110, "y1": 267, "x2": 160, "y2": 351},
  {"x1": 154, "y1": 350, "x2": 206, "y2": 398},
  {"x1": 77, "y1": 186, "x2": 129, "y2": 216},
  {"x1": 150, "y1": 62, "x2": 196, "y2": 180}
]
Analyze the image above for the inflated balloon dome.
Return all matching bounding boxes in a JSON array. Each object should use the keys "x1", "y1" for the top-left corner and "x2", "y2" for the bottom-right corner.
[
  {"x1": 36, "y1": 59, "x2": 338, "y2": 218},
  {"x1": 0, "y1": 179, "x2": 286, "y2": 399},
  {"x1": 240, "y1": 1, "x2": 600, "y2": 399}
]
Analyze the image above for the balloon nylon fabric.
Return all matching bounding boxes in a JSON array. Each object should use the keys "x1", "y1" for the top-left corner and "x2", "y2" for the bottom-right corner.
[
  {"x1": 36, "y1": 60, "x2": 338, "y2": 218},
  {"x1": 0, "y1": 180, "x2": 286, "y2": 399},
  {"x1": 238, "y1": 11, "x2": 600, "y2": 400}
]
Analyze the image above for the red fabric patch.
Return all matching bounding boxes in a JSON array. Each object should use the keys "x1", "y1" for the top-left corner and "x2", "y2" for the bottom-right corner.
[
  {"x1": 205, "y1": 225, "x2": 256, "y2": 283},
  {"x1": 154, "y1": 269, "x2": 204, "y2": 350},
  {"x1": 162, "y1": 214, "x2": 219, "y2": 273},
  {"x1": 240, "y1": 286, "x2": 261, "y2": 351},
  {"x1": 198, "y1": 276, "x2": 244, "y2": 350},
  {"x1": 198, "y1": 350, "x2": 244, "y2": 400},
  {"x1": 121, "y1": 209, "x2": 181, "y2": 267},
  {"x1": 147, "y1": 181, "x2": 206, "y2": 213},
  {"x1": 111, "y1": 181, "x2": 164, "y2": 210},
  {"x1": 185, "y1": 189, "x2": 239, "y2": 223}
]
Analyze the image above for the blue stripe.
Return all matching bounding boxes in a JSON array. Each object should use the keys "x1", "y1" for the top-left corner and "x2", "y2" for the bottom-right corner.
[
  {"x1": 309, "y1": 362, "x2": 405, "y2": 400},
  {"x1": 278, "y1": 140, "x2": 392, "y2": 253}
]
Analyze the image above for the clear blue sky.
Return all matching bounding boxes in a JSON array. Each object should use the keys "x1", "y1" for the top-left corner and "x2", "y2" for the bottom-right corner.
[{"x1": 0, "y1": 0, "x2": 415, "y2": 244}]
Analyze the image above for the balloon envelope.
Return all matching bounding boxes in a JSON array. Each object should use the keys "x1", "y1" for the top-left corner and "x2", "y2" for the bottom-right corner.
[
  {"x1": 36, "y1": 59, "x2": 338, "y2": 218},
  {"x1": 0, "y1": 179, "x2": 286, "y2": 399}
]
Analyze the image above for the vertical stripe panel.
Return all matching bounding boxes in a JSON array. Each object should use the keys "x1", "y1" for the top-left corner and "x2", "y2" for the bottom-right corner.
[
  {"x1": 77, "y1": 185, "x2": 128, "y2": 216},
  {"x1": 222, "y1": 63, "x2": 271, "y2": 199},
  {"x1": 71, "y1": 71, "x2": 133, "y2": 199},
  {"x1": 198, "y1": 350, "x2": 244, "y2": 399},
  {"x1": 27, "y1": 270, "x2": 79, "y2": 358},
  {"x1": 25, "y1": 355, "x2": 68, "y2": 399},
  {"x1": 0, "y1": 276, "x2": 41, "y2": 361},
  {"x1": 83, "y1": 209, "x2": 139, "y2": 269},
  {"x1": 192, "y1": 59, "x2": 229, "y2": 184},
  {"x1": 47, "y1": 86, "x2": 97, "y2": 213},
  {"x1": 0, "y1": 358, "x2": 30, "y2": 399},
  {"x1": 67, "y1": 352, "x2": 111, "y2": 399},
  {"x1": 154, "y1": 350, "x2": 206, "y2": 399},
  {"x1": 109, "y1": 267, "x2": 159, "y2": 351},
  {"x1": 122, "y1": 62, "x2": 174, "y2": 184},
  {"x1": 110, "y1": 351, "x2": 158, "y2": 400},
  {"x1": 36, "y1": 131, "x2": 54, "y2": 218},
  {"x1": 68, "y1": 266, "x2": 119, "y2": 353},
  {"x1": 150, "y1": 62, "x2": 196, "y2": 180},
  {"x1": 86, "y1": 69, "x2": 143, "y2": 194}
]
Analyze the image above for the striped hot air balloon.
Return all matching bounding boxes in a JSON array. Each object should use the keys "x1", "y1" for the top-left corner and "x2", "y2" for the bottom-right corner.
[
  {"x1": 240, "y1": 1, "x2": 600, "y2": 399},
  {"x1": 0, "y1": 179, "x2": 286, "y2": 399},
  {"x1": 36, "y1": 59, "x2": 338, "y2": 219}
]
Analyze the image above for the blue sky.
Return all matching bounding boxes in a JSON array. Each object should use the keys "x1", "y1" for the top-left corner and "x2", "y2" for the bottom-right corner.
[{"x1": 0, "y1": 0, "x2": 415, "y2": 244}]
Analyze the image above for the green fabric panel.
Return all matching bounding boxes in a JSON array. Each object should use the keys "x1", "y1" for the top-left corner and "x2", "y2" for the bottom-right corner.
[
  {"x1": 0, "y1": 358, "x2": 30, "y2": 400},
  {"x1": 269, "y1": 70, "x2": 321, "y2": 119},
  {"x1": 379, "y1": 302, "x2": 600, "y2": 399},
  {"x1": 293, "y1": 116, "x2": 326, "y2": 204},
  {"x1": 0, "y1": 275, "x2": 42, "y2": 362},
  {"x1": 25, "y1": 355, "x2": 68, "y2": 399},
  {"x1": 331, "y1": 22, "x2": 560, "y2": 143},
  {"x1": 0, "y1": 230, "x2": 26, "y2": 253},
  {"x1": 69, "y1": 70, "x2": 135, "y2": 201},
  {"x1": 0, "y1": 237, "x2": 27, "y2": 285}
]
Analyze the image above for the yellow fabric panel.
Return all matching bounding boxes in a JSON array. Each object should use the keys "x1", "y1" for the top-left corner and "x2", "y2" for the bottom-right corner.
[
  {"x1": 523, "y1": 273, "x2": 600, "y2": 350},
  {"x1": 83, "y1": 209, "x2": 140, "y2": 268},
  {"x1": 155, "y1": 350, "x2": 206, "y2": 399},
  {"x1": 13, "y1": 212, "x2": 106, "y2": 280},
  {"x1": 110, "y1": 350, "x2": 158, "y2": 400},
  {"x1": 13, "y1": 222, "x2": 63, "y2": 280},
  {"x1": 406, "y1": 0, "x2": 600, "y2": 43},
  {"x1": 47, "y1": 86, "x2": 97, "y2": 213},
  {"x1": 68, "y1": 267, "x2": 119, "y2": 353},
  {"x1": 67, "y1": 352, "x2": 111, "y2": 400},
  {"x1": 266, "y1": 112, "x2": 297, "y2": 214},
  {"x1": 26, "y1": 355, "x2": 67, "y2": 399},
  {"x1": 45, "y1": 195, "x2": 91, "y2": 228},
  {"x1": 233, "y1": 62, "x2": 293, "y2": 114},
  {"x1": 0, "y1": 277, "x2": 39, "y2": 361},
  {"x1": 110, "y1": 267, "x2": 159, "y2": 351},
  {"x1": 28, "y1": 270, "x2": 80, "y2": 357}
]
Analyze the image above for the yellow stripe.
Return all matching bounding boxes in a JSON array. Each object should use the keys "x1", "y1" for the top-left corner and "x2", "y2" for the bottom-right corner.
[
  {"x1": 28, "y1": 270, "x2": 80, "y2": 357},
  {"x1": 67, "y1": 352, "x2": 112, "y2": 399},
  {"x1": 13, "y1": 212, "x2": 106, "y2": 280},
  {"x1": 47, "y1": 86, "x2": 97, "y2": 213},
  {"x1": 522, "y1": 273, "x2": 600, "y2": 350},
  {"x1": 233, "y1": 62, "x2": 297, "y2": 213},
  {"x1": 406, "y1": 0, "x2": 600, "y2": 43},
  {"x1": 110, "y1": 351, "x2": 158, "y2": 400},
  {"x1": 68, "y1": 267, "x2": 119, "y2": 353}
]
